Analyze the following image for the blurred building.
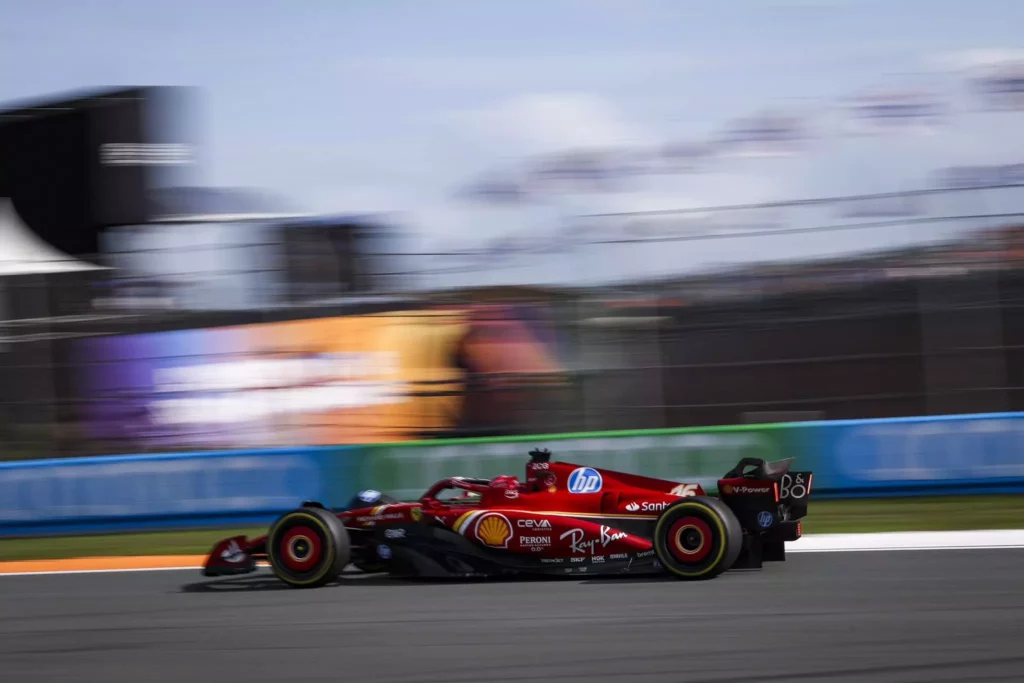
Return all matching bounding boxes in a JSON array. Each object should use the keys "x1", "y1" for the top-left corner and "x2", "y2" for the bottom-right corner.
[
  {"x1": 99, "y1": 187, "x2": 411, "y2": 311},
  {"x1": 9, "y1": 86, "x2": 1024, "y2": 460},
  {"x1": 0, "y1": 86, "x2": 196, "y2": 260},
  {"x1": 0, "y1": 86, "x2": 197, "y2": 321}
]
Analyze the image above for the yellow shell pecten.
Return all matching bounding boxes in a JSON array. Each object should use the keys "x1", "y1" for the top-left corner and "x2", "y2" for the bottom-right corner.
[{"x1": 477, "y1": 514, "x2": 512, "y2": 547}]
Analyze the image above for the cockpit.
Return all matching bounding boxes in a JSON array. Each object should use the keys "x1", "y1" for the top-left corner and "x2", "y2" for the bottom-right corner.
[
  {"x1": 419, "y1": 477, "x2": 491, "y2": 507},
  {"x1": 418, "y1": 449, "x2": 556, "y2": 509}
]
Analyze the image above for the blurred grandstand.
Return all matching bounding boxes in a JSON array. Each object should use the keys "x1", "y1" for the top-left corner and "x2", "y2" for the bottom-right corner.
[
  {"x1": 5, "y1": 87, "x2": 1024, "y2": 460},
  {"x1": 4, "y1": 182, "x2": 1024, "y2": 460}
]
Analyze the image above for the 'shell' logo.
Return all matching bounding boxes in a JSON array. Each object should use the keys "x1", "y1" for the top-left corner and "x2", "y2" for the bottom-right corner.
[{"x1": 475, "y1": 513, "x2": 513, "y2": 548}]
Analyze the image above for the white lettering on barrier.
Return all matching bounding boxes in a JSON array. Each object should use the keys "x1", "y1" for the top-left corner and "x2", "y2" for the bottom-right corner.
[
  {"x1": 148, "y1": 354, "x2": 407, "y2": 425},
  {"x1": 0, "y1": 454, "x2": 322, "y2": 523},
  {"x1": 834, "y1": 418, "x2": 1024, "y2": 483},
  {"x1": 150, "y1": 384, "x2": 407, "y2": 425}
]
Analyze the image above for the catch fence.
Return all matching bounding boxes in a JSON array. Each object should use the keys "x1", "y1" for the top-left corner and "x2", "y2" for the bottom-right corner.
[{"x1": 5, "y1": 184, "x2": 1024, "y2": 459}]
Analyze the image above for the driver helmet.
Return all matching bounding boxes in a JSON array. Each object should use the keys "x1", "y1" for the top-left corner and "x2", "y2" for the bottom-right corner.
[{"x1": 489, "y1": 474, "x2": 521, "y2": 490}]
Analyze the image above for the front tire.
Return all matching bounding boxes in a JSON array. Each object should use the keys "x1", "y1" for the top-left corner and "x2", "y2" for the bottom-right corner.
[
  {"x1": 652, "y1": 496, "x2": 743, "y2": 580},
  {"x1": 266, "y1": 506, "x2": 350, "y2": 588}
]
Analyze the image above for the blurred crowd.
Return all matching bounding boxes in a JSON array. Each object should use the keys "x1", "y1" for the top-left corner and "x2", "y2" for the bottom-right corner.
[{"x1": 4, "y1": 185, "x2": 1024, "y2": 461}]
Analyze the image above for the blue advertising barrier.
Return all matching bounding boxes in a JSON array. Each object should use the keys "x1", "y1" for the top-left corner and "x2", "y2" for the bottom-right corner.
[
  {"x1": 806, "y1": 412, "x2": 1024, "y2": 496},
  {"x1": 4, "y1": 412, "x2": 1024, "y2": 538},
  {"x1": 0, "y1": 445, "x2": 362, "y2": 537}
]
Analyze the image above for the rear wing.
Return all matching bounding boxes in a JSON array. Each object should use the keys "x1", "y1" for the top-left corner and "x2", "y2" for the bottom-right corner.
[
  {"x1": 719, "y1": 456, "x2": 812, "y2": 522},
  {"x1": 723, "y1": 456, "x2": 794, "y2": 480}
]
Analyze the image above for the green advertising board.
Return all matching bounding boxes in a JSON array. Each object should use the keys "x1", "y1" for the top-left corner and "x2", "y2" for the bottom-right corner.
[{"x1": 356, "y1": 425, "x2": 807, "y2": 501}]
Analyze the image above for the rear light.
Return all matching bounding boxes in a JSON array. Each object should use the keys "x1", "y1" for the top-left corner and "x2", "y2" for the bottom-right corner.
[
  {"x1": 797, "y1": 522, "x2": 802, "y2": 536},
  {"x1": 773, "y1": 481, "x2": 779, "y2": 502}
]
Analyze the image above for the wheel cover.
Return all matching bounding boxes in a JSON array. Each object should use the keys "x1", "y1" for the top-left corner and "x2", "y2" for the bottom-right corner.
[
  {"x1": 280, "y1": 525, "x2": 323, "y2": 572},
  {"x1": 667, "y1": 516, "x2": 712, "y2": 563}
]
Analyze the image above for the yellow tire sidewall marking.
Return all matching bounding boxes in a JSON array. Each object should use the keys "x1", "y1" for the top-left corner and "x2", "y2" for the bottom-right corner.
[
  {"x1": 653, "y1": 501, "x2": 728, "y2": 578},
  {"x1": 269, "y1": 511, "x2": 337, "y2": 586}
]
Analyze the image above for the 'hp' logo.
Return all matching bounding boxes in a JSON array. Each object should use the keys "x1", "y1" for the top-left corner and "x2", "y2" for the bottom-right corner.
[
  {"x1": 757, "y1": 511, "x2": 774, "y2": 528},
  {"x1": 567, "y1": 467, "x2": 603, "y2": 494}
]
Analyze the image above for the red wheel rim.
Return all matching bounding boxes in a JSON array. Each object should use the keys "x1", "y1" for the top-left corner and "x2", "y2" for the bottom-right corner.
[
  {"x1": 280, "y1": 525, "x2": 322, "y2": 572},
  {"x1": 667, "y1": 517, "x2": 712, "y2": 563}
]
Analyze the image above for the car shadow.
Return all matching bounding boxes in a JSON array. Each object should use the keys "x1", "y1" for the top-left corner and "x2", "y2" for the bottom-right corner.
[
  {"x1": 180, "y1": 575, "x2": 291, "y2": 593},
  {"x1": 178, "y1": 567, "x2": 748, "y2": 592},
  {"x1": 179, "y1": 567, "x2": 476, "y2": 593},
  {"x1": 578, "y1": 567, "x2": 762, "y2": 585}
]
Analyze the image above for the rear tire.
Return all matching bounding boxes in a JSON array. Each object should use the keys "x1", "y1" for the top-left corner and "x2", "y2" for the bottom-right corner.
[
  {"x1": 653, "y1": 496, "x2": 743, "y2": 580},
  {"x1": 266, "y1": 506, "x2": 350, "y2": 588}
]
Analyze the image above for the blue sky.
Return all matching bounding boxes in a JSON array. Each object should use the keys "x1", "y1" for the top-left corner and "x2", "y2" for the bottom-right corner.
[{"x1": 4, "y1": 0, "x2": 1024, "y2": 286}]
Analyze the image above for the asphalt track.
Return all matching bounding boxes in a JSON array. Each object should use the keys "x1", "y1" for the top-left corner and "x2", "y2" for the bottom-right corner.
[{"x1": 2, "y1": 550, "x2": 1022, "y2": 683}]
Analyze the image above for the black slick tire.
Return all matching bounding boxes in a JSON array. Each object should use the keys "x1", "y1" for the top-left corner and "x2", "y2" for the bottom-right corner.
[
  {"x1": 266, "y1": 506, "x2": 350, "y2": 588},
  {"x1": 652, "y1": 496, "x2": 743, "y2": 580}
]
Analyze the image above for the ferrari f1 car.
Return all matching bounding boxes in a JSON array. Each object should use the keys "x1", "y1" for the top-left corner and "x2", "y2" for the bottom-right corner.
[{"x1": 203, "y1": 449, "x2": 812, "y2": 587}]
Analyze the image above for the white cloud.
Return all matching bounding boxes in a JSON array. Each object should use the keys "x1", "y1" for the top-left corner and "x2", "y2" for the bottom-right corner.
[
  {"x1": 443, "y1": 91, "x2": 796, "y2": 233},
  {"x1": 928, "y1": 48, "x2": 1024, "y2": 72},
  {"x1": 450, "y1": 92, "x2": 655, "y2": 157}
]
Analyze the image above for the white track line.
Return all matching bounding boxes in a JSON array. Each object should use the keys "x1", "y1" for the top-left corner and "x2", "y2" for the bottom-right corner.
[
  {"x1": 3, "y1": 530, "x2": 1023, "y2": 577},
  {"x1": 787, "y1": 529, "x2": 1024, "y2": 553}
]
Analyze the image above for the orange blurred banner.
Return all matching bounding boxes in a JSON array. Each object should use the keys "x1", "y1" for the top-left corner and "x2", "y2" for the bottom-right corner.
[{"x1": 77, "y1": 305, "x2": 565, "y2": 449}]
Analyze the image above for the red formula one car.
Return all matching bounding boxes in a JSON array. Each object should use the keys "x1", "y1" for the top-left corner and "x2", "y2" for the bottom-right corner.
[{"x1": 203, "y1": 449, "x2": 812, "y2": 587}]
